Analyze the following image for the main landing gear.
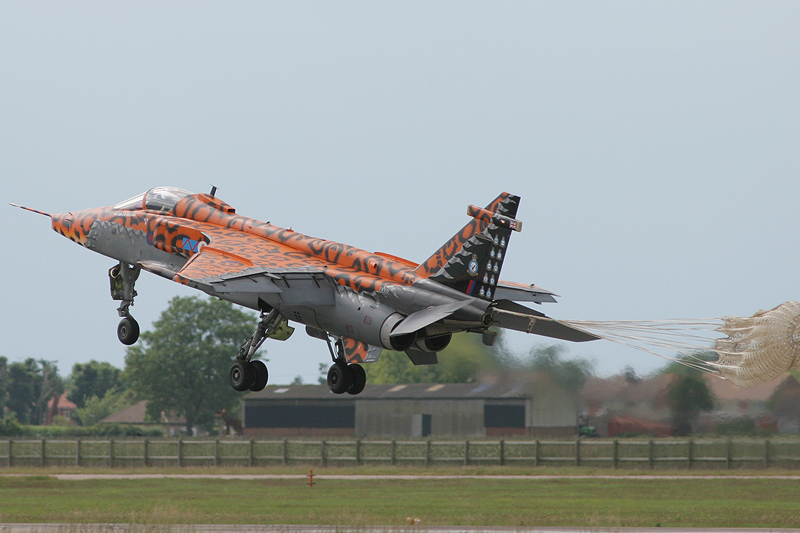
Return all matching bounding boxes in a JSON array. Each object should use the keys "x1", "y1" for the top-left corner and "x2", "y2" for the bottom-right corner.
[
  {"x1": 229, "y1": 309, "x2": 283, "y2": 392},
  {"x1": 325, "y1": 338, "x2": 367, "y2": 395},
  {"x1": 110, "y1": 262, "x2": 141, "y2": 345}
]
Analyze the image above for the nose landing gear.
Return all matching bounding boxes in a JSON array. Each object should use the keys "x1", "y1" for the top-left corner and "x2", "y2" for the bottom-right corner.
[{"x1": 110, "y1": 262, "x2": 141, "y2": 345}]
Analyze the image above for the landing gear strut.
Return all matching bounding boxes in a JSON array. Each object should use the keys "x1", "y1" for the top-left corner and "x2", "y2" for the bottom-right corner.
[
  {"x1": 110, "y1": 262, "x2": 140, "y2": 345},
  {"x1": 325, "y1": 337, "x2": 367, "y2": 395},
  {"x1": 229, "y1": 309, "x2": 282, "y2": 392}
]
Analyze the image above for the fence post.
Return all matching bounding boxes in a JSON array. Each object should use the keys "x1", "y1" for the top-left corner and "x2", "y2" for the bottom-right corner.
[
  {"x1": 109, "y1": 439, "x2": 114, "y2": 468},
  {"x1": 575, "y1": 439, "x2": 580, "y2": 467},
  {"x1": 320, "y1": 440, "x2": 326, "y2": 467},
  {"x1": 499, "y1": 439, "x2": 505, "y2": 466},
  {"x1": 390, "y1": 439, "x2": 396, "y2": 466},
  {"x1": 249, "y1": 439, "x2": 254, "y2": 467},
  {"x1": 282, "y1": 439, "x2": 289, "y2": 466},
  {"x1": 143, "y1": 438, "x2": 149, "y2": 467},
  {"x1": 177, "y1": 439, "x2": 183, "y2": 467},
  {"x1": 355, "y1": 439, "x2": 361, "y2": 466},
  {"x1": 76, "y1": 438, "x2": 81, "y2": 467},
  {"x1": 764, "y1": 439, "x2": 770, "y2": 469},
  {"x1": 425, "y1": 440, "x2": 431, "y2": 468},
  {"x1": 648, "y1": 439, "x2": 654, "y2": 469},
  {"x1": 726, "y1": 439, "x2": 732, "y2": 470},
  {"x1": 687, "y1": 439, "x2": 693, "y2": 470},
  {"x1": 41, "y1": 439, "x2": 46, "y2": 467},
  {"x1": 612, "y1": 439, "x2": 618, "y2": 469},
  {"x1": 534, "y1": 439, "x2": 540, "y2": 467},
  {"x1": 464, "y1": 440, "x2": 469, "y2": 466}
]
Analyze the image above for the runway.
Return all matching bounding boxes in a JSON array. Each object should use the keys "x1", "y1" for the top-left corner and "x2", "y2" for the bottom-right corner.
[
  {"x1": 0, "y1": 525, "x2": 793, "y2": 533},
  {"x1": 41, "y1": 473, "x2": 800, "y2": 481}
]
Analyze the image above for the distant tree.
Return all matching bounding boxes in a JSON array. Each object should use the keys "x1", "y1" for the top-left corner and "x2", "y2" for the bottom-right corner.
[
  {"x1": 74, "y1": 387, "x2": 134, "y2": 427},
  {"x1": 0, "y1": 356, "x2": 8, "y2": 417},
  {"x1": 363, "y1": 332, "x2": 500, "y2": 384},
  {"x1": 67, "y1": 360, "x2": 122, "y2": 409},
  {"x1": 123, "y1": 296, "x2": 258, "y2": 434},
  {"x1": 523, "y1": 345, "x2": 594, "y2": 392},
  {"x1": 623, "y1": 365, "x2": 640, "y2": 385},
  {"x1": 5, "y1": 359, "x2": 63, "y2": 425},
  {"x1": 661, "y1": 353, "x2": 716, "y2": 436}
]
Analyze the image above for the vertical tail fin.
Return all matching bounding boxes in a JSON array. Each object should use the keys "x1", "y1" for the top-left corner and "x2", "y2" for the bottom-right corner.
[{"x1": 415, "y1": 192, "x2": 521, "y2": 301}]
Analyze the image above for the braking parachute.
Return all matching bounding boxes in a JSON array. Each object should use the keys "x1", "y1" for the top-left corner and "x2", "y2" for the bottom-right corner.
[{"x1": 557, "y1": 301, "x2": 800, "y2": 387}]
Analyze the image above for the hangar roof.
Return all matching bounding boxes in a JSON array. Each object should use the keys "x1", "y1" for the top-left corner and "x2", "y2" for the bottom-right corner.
[{"x1": 245, "y1": 382, "x2": 534, "y2": 402}]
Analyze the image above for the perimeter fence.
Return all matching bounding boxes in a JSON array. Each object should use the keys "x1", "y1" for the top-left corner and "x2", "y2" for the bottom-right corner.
[{"x1": 3, "y1": 437, "x2": 800, "y2": 470}]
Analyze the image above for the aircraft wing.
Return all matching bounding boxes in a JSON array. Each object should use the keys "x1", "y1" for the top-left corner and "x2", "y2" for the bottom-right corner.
[{"x1": 172, "y1": 230, "x2": 336, "y2": 305}]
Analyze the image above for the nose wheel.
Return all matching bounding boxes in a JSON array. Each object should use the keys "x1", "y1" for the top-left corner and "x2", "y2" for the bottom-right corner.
[
  {"x1": 117, "y1": 316, "x2": 140, "y2": 345},
  {"x1": 110, "y1": 262, "x2": 141, "y2": 345}
]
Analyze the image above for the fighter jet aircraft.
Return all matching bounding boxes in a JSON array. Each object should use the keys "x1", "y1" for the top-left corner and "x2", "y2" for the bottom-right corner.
[{"x1": 12, "y1": 186, "x2": 597, "y2": 395}]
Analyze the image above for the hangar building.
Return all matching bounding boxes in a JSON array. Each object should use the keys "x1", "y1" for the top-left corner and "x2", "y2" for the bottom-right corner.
[{"x1": 243, "y1": 380, "x2": 579, "y2": 438}]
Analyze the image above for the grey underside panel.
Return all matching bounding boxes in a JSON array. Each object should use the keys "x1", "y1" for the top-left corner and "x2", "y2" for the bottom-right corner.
[{"x1": 206, "y1": 269, "x2": 335, "y2": 306}]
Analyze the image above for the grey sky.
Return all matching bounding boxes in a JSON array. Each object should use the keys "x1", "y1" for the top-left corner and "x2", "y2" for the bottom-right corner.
[{"x1": 2, "y1": 2, "x2": 799, "y2": 384}]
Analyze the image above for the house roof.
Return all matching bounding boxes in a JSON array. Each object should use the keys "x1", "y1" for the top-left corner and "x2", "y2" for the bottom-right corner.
[
  {"x1": 246, "y1": 382, "x2": 537, "y2": 402},
  {"x1": 48, "y1": 393, "x2": 77, "y2": 410},
  {"x1": 582, "y1": 372, "x2": 792, "y2": 406},
  {"x1": 705, "y1": 373, "x2": 788, "y2": 402},
  {"x1": 100, "y1": 400, "x2": 186, "y2": 425}
]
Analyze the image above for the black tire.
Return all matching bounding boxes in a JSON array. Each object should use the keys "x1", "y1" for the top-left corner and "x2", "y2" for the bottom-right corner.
[
  {"x1": 249, "y1": 360, "x2": 269, "y2": 392},
  {"x1": 346, "y1": 364, "x2": 366, "y2": 395},
  {"x1": 229, "y1": 360, "x2": 255, "y2": 392},
  {"x1": 327, "y1": 362, "x2": 352, "y2": 394},
  {"x1": 117, "y1": 317, "x2": 140, "y2": 345}
]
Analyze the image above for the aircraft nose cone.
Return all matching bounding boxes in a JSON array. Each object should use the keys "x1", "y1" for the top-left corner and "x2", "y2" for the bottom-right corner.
[{"x1": 51, "y1": 209, "x2": 94, "y2": 245}]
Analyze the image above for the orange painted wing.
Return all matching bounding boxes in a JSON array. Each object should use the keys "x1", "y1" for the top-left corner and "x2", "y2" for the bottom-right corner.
[{"x1": 173, "y1": 228, "x2": 329, "y2": 286}]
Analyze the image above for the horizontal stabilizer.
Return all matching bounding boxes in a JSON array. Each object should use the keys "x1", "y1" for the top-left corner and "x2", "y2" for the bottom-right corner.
[
  {"x1": 391, "y1": 300, "x2": 473, "y2": 337},
  {"x1": 494, "y1": 280, "x2": 559, "y2": 304},
  {"x1": 491, "y1": 300, "x2": 600, "y2": 343}
]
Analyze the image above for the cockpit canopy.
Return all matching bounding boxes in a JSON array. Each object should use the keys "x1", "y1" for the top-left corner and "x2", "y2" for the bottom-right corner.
[{"x1": 113, "y1": 187, "x2": 193, "y2": 212}]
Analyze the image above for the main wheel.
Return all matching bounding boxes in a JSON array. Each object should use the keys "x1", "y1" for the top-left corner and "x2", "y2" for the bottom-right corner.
[
  {"x1": 117, "y1": 317, "x2": 140, "y2": 345},
  {"x1": 346, "y1": 364, "x2": 366, "y2": 395},
  {"x1": 327, "y1": 362, "x2": 352, "y2": 394},
  {"x1": 229, "y1": 360, "x2": 255, "y2": 392},
  {"x1": 249, "y1": 360, "x2": 269, "y2": 392}
]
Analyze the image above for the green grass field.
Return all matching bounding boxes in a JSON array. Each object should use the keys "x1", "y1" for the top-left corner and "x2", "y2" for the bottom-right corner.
[{"x1": 1, "y1": 468, "x2": 799, "y2": 528}]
